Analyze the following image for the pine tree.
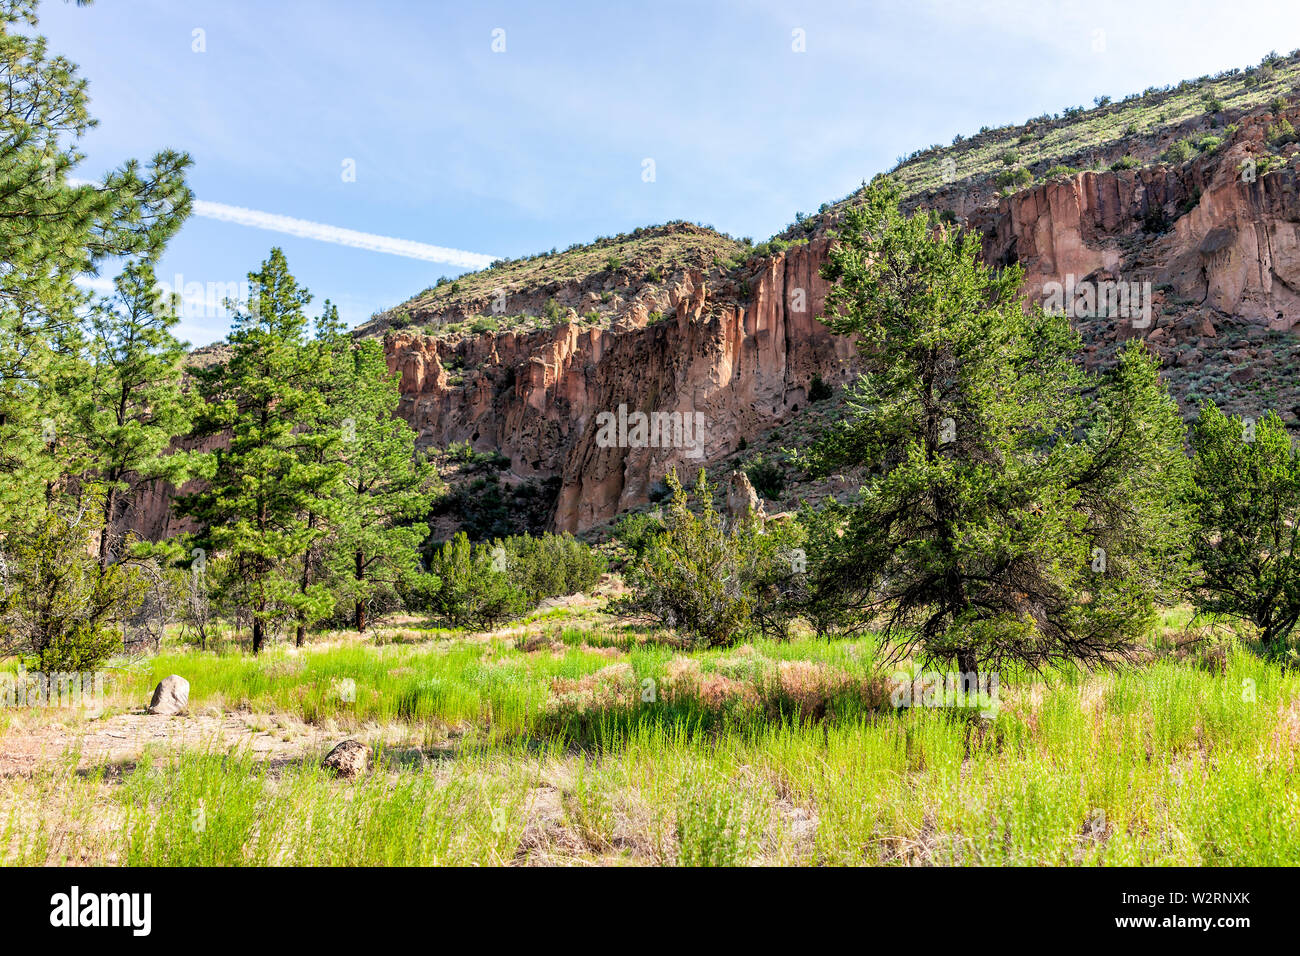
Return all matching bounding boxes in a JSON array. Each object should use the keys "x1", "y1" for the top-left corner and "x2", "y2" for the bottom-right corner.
[
  {"x1": 77, "y1": 261, "x2": 193, "y2": 567},
  {"x1": 0, "y1": 0, "x2": 191, "y2": 538},
  {"x1": 802, "y1": 182, "x2": 1191, "y2": 676},
  {"x1": 318, "y1": 317, "x2": 437, "y2": 633},
  {"x1": 177, "y1": 249, "x2": 339, "y2": 654}
]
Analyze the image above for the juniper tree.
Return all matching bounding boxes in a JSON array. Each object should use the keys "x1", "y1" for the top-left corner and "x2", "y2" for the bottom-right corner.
[
  {"x1": 178, "y1": 249, "x2": 339, "y2": 653},
  {"x1": 801, "y1": 182, "x2": 1191, "y2": 677},
  {"x1": 1188, "y1": 403, "x2": 1300, "y2": 655}
]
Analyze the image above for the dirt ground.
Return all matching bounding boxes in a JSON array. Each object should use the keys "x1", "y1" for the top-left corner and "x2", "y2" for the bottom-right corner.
[{"x1": 0, "y1": 709, "x2": 360, "y2": 778}]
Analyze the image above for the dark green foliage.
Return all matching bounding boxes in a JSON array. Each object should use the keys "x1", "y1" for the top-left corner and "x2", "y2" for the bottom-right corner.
[
  {"x1": 1268, "y1": 116, "x2": 1298, "y2": 146},
  {"x1": 422, "y1": 533, "x2": 524, "y2": 629},
  {"x1": 0, "y1": 495, "x2": 145, "y2": 670},
  {"x1": 808, "y1": 374, "x2": 834, "y2": 402},
  {"x1": 615, "y1": 470, "x2": 801, "y2": 647},
  {"x1": 1162, "y1": 139, "x2": 1196, "y2": 164},
  {"x1": 317, "y1": 320, "x2": 439, "y2": 634},
  {"x1": 800, "y1": 182, "x2": 1192, "y2": 674},
  {"x1": 0, "y1": 0, "x2": 191, "y2": 537},
  {"x1": 177, "y1": 249, "x2": 341, "y2": 653},
  {"x1": 430, "y1": 474, "x2": 557, "y2": 540},
  {"x1": 419, "y1": 530, "x2": 603, "y2": 628},
  {"x1": 994, "y1": 167, "x2": 1033, "y2": 190},
  {"x1": 1188, "y1": 404, "x2": 1300, "y2": 656},
  {"x1": 744, "y1": 453, "x2": 786, "y2": 500},
  {"x1": 78, "y1": 261, "x2": 194, "y2": 568},
  {"x1": 498, "y1": 532, "x2": 605, "y2": 607}
]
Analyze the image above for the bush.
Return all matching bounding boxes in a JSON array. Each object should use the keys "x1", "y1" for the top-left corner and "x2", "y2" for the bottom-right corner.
[
  {"x1": 1188, "y1": 404, "x2": 1300, "y2": 657},
  {"x1": 1110, "y1": 155, "x2": 1141, "y2": 171},
  {"x1": 616, "y1": 470, "x2": 801, "y2": 647},
  {"x1": 994, "y1": 167, "x2": 1033, "y2": 191},
  {"x1": 998, "y1": 148, "x2": 1018, "y2": 166},
  {"x1": 1163, "y1": 139, "x2": 1196, "y2": 165},
  {"x1": 418, "y1": 531, "x2": 603, "y2": 628},
  {"x1": 0, "y1": 498, "x2": 145, "y2": 670},
  {"x1": 499, "y1": 532, "x2": 605, "y2": 607},
  {"x1": 744, "y1": 453, "x2": 786, "y2": 500},
  {"x1": 1268, "y1": 117, "x2": 1297, "y2": 147},
  {"x1": 422, "y1": 533, "x2": 525, "y2": 629},
  {"x1": 808, "y1": 374, "x2": 833, "y2": 402},
  {"x1": 611, "y1": 512, "x2": 665, "y2": 567}
]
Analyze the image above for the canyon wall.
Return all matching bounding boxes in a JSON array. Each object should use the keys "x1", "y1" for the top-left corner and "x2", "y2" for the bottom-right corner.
[{"x1": 386, "y1": 237, "x2": 856, "y2": 532}]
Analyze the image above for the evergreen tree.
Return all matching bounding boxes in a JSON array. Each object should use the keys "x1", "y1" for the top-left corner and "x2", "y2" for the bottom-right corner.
[
  {"x1": 1188, "y1": 403, "x2": 1300, "y2": 655},
  {"x1": 801, "y1": 182, "x2": 1191, "y2": 676},
  {"x1": 319, "y1": 316, "x2": 437, "y2": 633},
  {"x1": 0, "y1": 0, "x2": 191, "y2": 536},
  {"x1": 77, "y1": 261, "x2": 193, "y2": 567},
  {"x1": 177, "y1": 249, "x2": 338, "y2": 654}
]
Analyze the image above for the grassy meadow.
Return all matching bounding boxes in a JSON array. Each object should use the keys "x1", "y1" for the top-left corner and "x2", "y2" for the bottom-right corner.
[{"x1": 3, "y1": 601, "x2": 1297, "y2": 867}]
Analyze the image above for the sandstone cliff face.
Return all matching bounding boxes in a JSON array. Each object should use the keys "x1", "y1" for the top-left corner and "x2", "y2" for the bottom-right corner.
[
  {"x1": 970, "y1": 123, "x2": 1300, "y2": 329},
  {"x1": 387, "y1": 238, "x2": 856, "y2": 532}
]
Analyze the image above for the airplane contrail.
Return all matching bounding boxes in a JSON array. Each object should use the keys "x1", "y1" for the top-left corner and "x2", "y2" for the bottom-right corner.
[
  {"x1": 69, "y1": 178, "x2": 497, "y2": 269},
  {"x1": 191, "y1": 199, "x2": 497, "y2": 269}
]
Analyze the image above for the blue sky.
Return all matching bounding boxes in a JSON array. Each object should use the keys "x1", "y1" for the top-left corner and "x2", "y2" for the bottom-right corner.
[{"x1": 38, "y1": 0, "x2": 1300, "y2": 346}]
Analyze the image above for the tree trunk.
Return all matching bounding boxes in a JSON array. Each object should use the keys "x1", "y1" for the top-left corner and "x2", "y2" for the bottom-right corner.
[
  {"x1": 957, "y1": 648, "x2": 978, "y2": 684},
  {"x1": 354, "y1": 549, "x2": 366, "y2": 633},
  {"x1": 252, "y1": 616, "x2": 264, "y2": 655},
  {"x1": 98, "y1": 487, "x2": 117, "y2": 569},
  {"x1": 296, "y1": 516, "x2": 316, "y2": 647}
]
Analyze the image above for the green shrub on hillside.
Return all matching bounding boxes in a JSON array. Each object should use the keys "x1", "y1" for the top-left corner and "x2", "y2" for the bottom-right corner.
[
  {"x1": 994, "y1": 167, "x2": 1033, "y2": 190},
  {"x1": 616, "y1": 470, "x2": 801, "y2": 647},
  {"x1": 1163, "y1": 139, "x2": 1196, "y2": 164},
  {"x1": 744, "y1": 453, "x2": 786, "y2": 500}
]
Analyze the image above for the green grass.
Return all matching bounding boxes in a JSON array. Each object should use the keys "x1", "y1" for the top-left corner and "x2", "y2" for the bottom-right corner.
[{"x1": 3, "y1": 618, "x2": 1298, "y2": 866}]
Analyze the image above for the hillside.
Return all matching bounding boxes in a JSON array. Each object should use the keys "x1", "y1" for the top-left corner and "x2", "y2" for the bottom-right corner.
[
  {"x1": 357, "y1": 221, "x2": 756, "y2": 338},
  {"x1": 142, "y1": 50, "x2": 1300, "y2": 545}
]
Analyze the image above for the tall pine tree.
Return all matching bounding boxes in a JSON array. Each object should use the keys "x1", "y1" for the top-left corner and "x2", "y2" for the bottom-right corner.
[
  {"x1": 318, "y1": 317, "x2": 437, "y2": 633},
  {"x1": 77, "y1": 261, "x2": 193, "y2": 567},
  {"x1": 178, "y1": 249, "x2": 339, "y2": 654}
]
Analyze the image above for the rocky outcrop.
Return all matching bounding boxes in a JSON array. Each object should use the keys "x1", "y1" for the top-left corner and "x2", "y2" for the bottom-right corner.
[{"x1": 388, "y1": 238, "x2": 856, "y2": 532}]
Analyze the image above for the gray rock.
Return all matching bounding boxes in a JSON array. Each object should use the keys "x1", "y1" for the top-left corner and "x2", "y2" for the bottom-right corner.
[
  {"x1": 147, "y1": 675, "x2": 189, "y2": 715},
  {"x1": 322, "y1": 739, "x2": 369, "y2": 779},
  {"x1": 725, "y1": 470, "x2": 765, "y2": 522}
]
